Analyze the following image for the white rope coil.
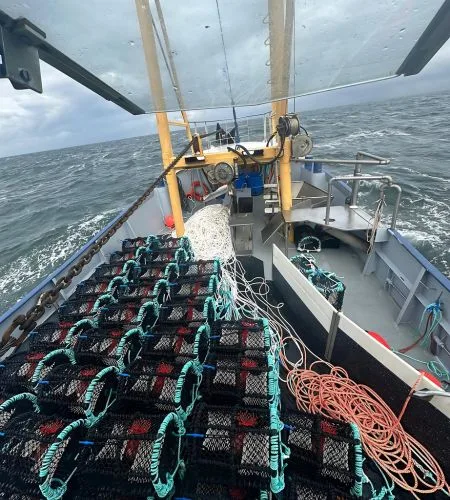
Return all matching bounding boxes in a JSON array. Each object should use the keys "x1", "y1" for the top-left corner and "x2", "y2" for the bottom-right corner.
[{"x1": 180, "y1": 205, "x2": 234, "y2": 262}]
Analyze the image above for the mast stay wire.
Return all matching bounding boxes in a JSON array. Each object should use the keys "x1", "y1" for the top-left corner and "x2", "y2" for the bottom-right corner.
[{"x1": 215, "y1": 0, "x2": 240, "y2": 142}]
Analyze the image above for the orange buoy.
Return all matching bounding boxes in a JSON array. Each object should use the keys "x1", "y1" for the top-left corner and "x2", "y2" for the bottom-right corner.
[
  {"x1": 164, "y1": 214, "x2": 175, "y2": 229},
  {"x1": 367, "y1": 330, "x2": 391, "y2": 350}
]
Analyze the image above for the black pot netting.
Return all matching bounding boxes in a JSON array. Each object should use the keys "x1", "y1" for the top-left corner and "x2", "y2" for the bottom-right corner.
[
  {"x1": 0, "y1": 349, "x2": 70, "y2": 398},
  {"x1": 167, "y1": 274, "x2": 219, "y2": 300},
  {"x1": 283, "y1": 472, "x2": 354, "y2": 500},
  {"x1": 282, "y1": 410, "x2": 361, "y2": 491},
  {"x1": 36, "y1": 363, "x2": 118, "y2": 420},
  {"x1": 175, "y1": 467, "x2": 270, "y2": 499},
  {"x1": 158, "y1": 296, "x2": 216, "y2": 327},
  {"x1": 178, "y1": 258, "x2": 221, "y2": 278},
  {"x1": 116, "y1": 357, "x2": 202, "y2": 418},
  {"x1": 0, "y1": 412, "x2": 86, "y2": 498},
  {"x1": 186, "y1": 403, "x2": 286, "y2": 493},
  {"x1": 202, "y1": 351, "x2": 277, "y2": 408},
  {"x1": 210, "y1": 319, "x2": 272, "y2": 353},
  {"x1": 28, "y1": 322, "x2": 72, "y2": 353},
  {"x1": 76, "y1": 412, "x2": 182, "y2": 499},
  {"x1": 141, "y1": 324, "x2": 210, "y2": 364},
  {"x1": 73, "y1": 326, "x2": 141, "y2": 367}
]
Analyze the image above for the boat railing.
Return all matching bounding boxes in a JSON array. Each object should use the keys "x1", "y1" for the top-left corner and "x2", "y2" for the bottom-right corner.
[
  {"x1": 190, "y1": 111, "x2": 272, "y2": 149},
  {"x1": 325, "y1": 175, "x2": 402, "y2": 229}
]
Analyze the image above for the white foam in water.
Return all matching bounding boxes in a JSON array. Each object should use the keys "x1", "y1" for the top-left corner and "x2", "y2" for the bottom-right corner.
[{"x1": 0, "y1": 209, "x2": 119, "y2": 314}]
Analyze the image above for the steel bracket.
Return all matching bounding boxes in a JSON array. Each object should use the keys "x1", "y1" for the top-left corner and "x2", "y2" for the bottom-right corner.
[{"x1": 0, "y1": 16, "x2": 45, "y2": 92}]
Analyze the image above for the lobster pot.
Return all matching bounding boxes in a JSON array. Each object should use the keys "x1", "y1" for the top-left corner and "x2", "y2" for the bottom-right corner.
[
  {"x1": 158, "y1": 296, "x2": 216, "y2": 327},
  {"x1": 0, "y1": 413, "x2": 86, "y2": 498},
  {"x1": 210, "y1": 319, "x2": 272, "y2": 353},
  {"x1": 283, "y1": 473, "x2": 353, "y2": 500},
  {"x1": 169, "y1": 274, "x2": 219, "y2": 300},
  {"x1": 176, "y1": 468, "x2": 270, "y2": 499},
  {"x1": 122, "y1": 234, "x2": 191, "y2": 253},
  {"x1": 0, "y1": 350, "x2": 67, "y2": 397},
  {"x1": 178, "y1": 258, "x2": 222, "y2": 278},
  {"x1": 93, "y1": 261, "x2": 141, "y2": 280},
  {"x1": 74, "y1": 326, "x2": 139, "y2": 366},
  {"x1": 77, "y1": 412, "x2": 183, "y2": 499},
  {"x1": 291, "y1": 255, "x2": 345, "y2": 311},
  {"x1": 28, "y1": 322, "x2": 72, "y2": 353},
  {"x1": 0, "y1": 480, "x2": 42, "y2": 500},
  {"x1": 141, "y1": 324, "x2": 210, "y2": 364},
  {"x1": 187, "y1": 403, "x2": 287, "y2": 493},
  {"x1": 138, "y1": 260, "x2": 183, "y2": 279},
  {"x1": 0, "y1": 392, "x2": 39, "y2": 431},
  {"x1": 58, "y1": 297, "x2": 98, "y2": 322},
  {"x1": 282, "y1": 410, "x2": 361, "y2": 491},
  {"x1": 96, "y1": 302, "x2": 143, "y2": 327},
  {"x1": 36, "y1": 363, "x2": 118, "y2": 421},
  {"x1": 116, "y1": 357, "x2": 202, "y2": 419},
  {"x1": 202, "y1": 351, "x2": 277, "y2": 408},
  {"x1": 75, "y1": 278, "x2": 111, "y2": 298}
]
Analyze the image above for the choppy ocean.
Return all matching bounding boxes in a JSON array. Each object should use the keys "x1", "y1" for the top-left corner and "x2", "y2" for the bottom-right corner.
[{"x1": 1, "y1": 91, "x2": 449, "y2": 315}]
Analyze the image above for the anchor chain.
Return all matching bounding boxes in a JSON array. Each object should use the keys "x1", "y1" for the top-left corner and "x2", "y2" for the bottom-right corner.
[{"x1": 0, "y1": 132, "x2": 215, "y2": 351}]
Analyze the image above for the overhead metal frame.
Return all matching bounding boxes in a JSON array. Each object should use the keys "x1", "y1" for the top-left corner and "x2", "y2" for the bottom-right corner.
[
  {"x1": 0, "y1": 9, "x2": 146, "y2": 115},
  {"x1": 397, "y1": 0, "x2": 450, "y2": 76}
]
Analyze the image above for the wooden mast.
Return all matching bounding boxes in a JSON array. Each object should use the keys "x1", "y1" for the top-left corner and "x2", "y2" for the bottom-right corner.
[{"x1": 135, "y1": 0, "x2": 185, "y2": 236}]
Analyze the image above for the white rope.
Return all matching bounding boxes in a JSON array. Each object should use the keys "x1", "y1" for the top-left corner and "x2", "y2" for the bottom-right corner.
[{"x1": 180, "y1": 205, "x2": 234, "y2": 261}]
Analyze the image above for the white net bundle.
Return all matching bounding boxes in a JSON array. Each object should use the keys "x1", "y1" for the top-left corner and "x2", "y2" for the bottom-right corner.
[{"x1": 181, "y1": 204, "x2": 234, "y2": 261}]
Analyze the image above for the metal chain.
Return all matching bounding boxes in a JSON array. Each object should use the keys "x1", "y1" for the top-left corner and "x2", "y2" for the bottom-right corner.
[{"x1": 0, "y1": 133, "x2": 214, "y2": 351}]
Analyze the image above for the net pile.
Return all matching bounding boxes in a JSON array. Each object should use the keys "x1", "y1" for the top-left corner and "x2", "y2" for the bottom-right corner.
[{"x1": 291, "y1": 254, "x2": 346, "y2": 311}]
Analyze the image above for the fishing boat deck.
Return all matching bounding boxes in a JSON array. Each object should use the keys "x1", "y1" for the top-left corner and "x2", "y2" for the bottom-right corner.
[{"x1": 245, "y1": 197, "x2": 437, "y2": 372}]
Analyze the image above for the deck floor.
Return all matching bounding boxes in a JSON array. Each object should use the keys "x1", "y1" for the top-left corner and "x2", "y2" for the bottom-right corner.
[{"x1": 247, "y1": 197, "x2": 438, "y2": 372}]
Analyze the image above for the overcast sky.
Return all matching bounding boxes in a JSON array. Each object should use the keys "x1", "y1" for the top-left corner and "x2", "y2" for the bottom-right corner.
[{"x1": 1, "y1": 31, "x2": 450, "y2": 158}]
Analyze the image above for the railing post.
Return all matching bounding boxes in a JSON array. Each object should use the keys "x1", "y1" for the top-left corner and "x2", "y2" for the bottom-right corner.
[{"x1": 350, "y1": 152, "x2": 362, "y2": 207}]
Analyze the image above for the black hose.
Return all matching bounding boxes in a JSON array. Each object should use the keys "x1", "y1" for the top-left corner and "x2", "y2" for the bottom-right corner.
[
  {"x1": 230, "y1": 133, "x2": 286, "y2": 168},
  {"x1": 266, "y1": 130, "x2": 277, "y2": 147}
]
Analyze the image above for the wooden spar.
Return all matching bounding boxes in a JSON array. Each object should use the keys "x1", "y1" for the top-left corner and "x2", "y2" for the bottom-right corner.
[
  {"x1": 269, "y1": 0, "x2": 294, "y2": 213},
  {"x1": 135, "y1": 0, "x2": 185, "y2": 236}
]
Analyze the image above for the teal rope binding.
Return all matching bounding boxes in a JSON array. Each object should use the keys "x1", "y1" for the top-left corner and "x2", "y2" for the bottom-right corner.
[
  {"x1": 107, "y1": 275, "x2": 128, "y2": 292},
  {"x1": 175, "y1": 247, "x2": 189, "y2": 264},
  {"x1": 84, "y1": 366, "x2": 119, "y2": 426},
  {"x1": 64, "y1": 318, "x2": 96, "y2": 346},
  {"x1": 419, "y1": 301, "x2": 442, "y2": 348},
  {"x1": 39, "y1": 418, "x2": 87, "y2": 500},
  {"x1": 261, "y1": 318, "x2": 274, "y2": 351},
  {"x1": 269, "y1": 406, "x2": 289, "y2": 494},
  {"x1": 92, "y1": 293, "x2": 117, "y2": 313},
  {"x1": 174, "y1": 360, "x2": 203, "y2": 422},
  {"x1": 193, "y1": 324, "x2": 210, "y2": 363},
  {"x1": 349, "y1": 422, "x2": 364, "y2": 497},
  {"x1": 153, "y1": 279, "x2": 169, "y2": 301},
  {"x1": 203, "y1": 296, "x2": 217, "y2": 324},
  {"x1": 137, "y1": 300, "x2": 160, "y2": 330},
  {"x1": 116, "y1": 327, "x2": 143, "y2": 372},
  {"x1": 122, "y1": 259, "x2": 140, "y2": 280},
  {"x1": 32, "y1": 348, "x2": 76, "y2": 384},
  {"x1": 208, "y1": 274, "x2": 219, "y2": 294},
  {"x1": 164, "y1": 262, "x2": 179, "y2": 279},
  {"x1": 150, "y1": 412, "x2": 184, "y2": 499},
  {"x1": 0, "y1": 392, "x2": 39, "y2": 414}
]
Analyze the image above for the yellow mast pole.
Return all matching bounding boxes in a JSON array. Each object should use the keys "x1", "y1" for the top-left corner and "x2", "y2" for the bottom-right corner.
[
  {"x1": 135, "y1": 0, "x2": 185, "y2": 236},
  {"x1": 154, "y1": 0, "x2": 192, "y2": 142},
  {"x1": 269, "y1": 0, "x2": 292, "y2": 212}
]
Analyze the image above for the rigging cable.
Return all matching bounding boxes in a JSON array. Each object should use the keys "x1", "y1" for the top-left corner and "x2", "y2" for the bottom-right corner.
[{"x1": 215, "y1": 0, "x2": 240, "y2": 142}]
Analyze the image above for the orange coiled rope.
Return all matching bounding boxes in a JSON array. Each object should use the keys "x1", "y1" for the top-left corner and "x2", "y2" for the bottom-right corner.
[{"x1": 287, "y1": 362, "x2": 449, "y2": 498}]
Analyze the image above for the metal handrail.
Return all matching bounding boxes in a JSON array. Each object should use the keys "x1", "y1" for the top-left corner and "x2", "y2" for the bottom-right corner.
[
  {"x1": 380, "y1": 183, "x2": 402, "y2": 230},
  {"x1": 352, "y1": 151, "x2": 391, "y2": 205},
  {"x1": 325, "y1": 175, "x2": 393, "y2": 225}
]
